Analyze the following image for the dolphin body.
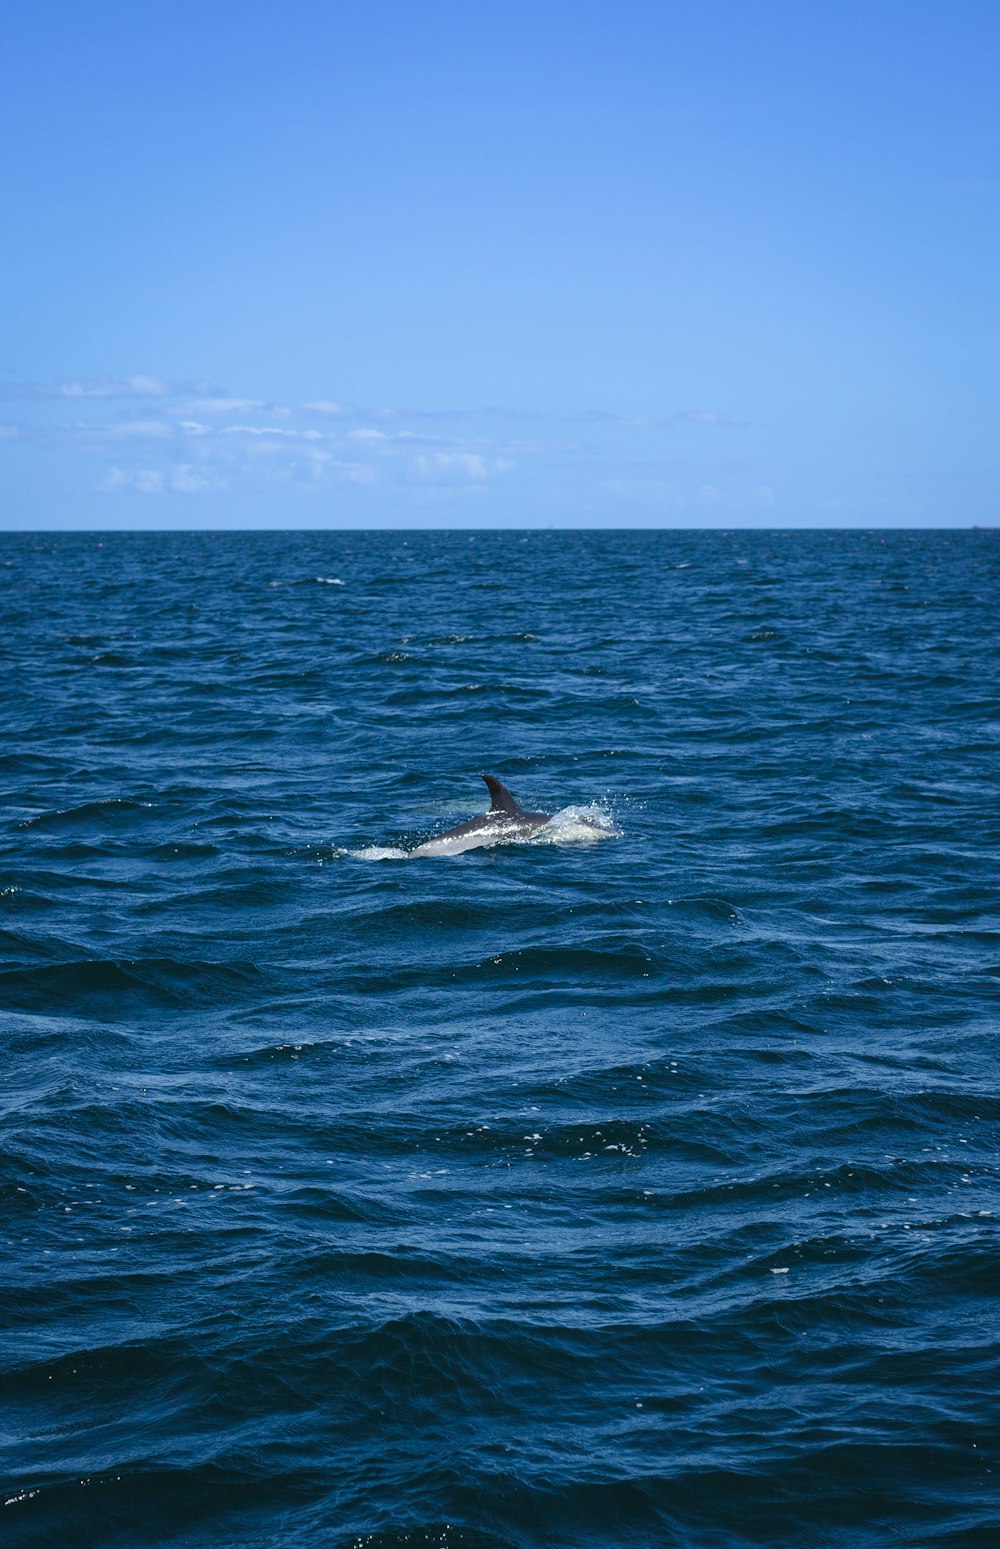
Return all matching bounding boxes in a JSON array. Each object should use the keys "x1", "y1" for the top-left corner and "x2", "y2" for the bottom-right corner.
[{"x1": 408, "y1": 775, "x2": 552, "y2": 857}]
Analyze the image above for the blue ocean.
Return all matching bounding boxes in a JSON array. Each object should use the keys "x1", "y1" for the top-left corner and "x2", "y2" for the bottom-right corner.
[{"x1": 2, "y1": 528, "x2": 998, "y2": 1548}]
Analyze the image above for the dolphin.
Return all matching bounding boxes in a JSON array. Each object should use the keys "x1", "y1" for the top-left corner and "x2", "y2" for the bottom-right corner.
[{"x1": 408, "y1": 774, "x2": 552, "y2": 857}]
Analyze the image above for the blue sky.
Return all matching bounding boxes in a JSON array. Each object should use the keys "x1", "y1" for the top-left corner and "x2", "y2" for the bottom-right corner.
[{"x1": 2, "y1": 1, "x2": 998, "y2": 528}]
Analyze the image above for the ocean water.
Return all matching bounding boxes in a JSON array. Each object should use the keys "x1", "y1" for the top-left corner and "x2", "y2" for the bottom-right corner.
[{"x1": 2, "y1": 528, "x2": 998, "y2": 1549}]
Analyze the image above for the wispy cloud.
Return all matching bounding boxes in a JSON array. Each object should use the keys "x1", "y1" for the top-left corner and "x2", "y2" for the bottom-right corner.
[
  {"x1": 80, "y1": 412, "x2": 517, "y2": 495},
  {"x1": 1, "y1": 369, "x2": 751, "y2": 498},
  {"x1": 670, "y1": 409, "x2": 748, "y2": 429},
  {"x1": 179, "y1": 396, "x2": 291, "y2": 417},
  {"x1": 575, "y1": 407, "x2": 749, "y2": 430},
  {"x1": 301, "y1": 400, "x2": 350, "y2": 417},
  {"x1": 2, "y1": 374, "x2": 748, "y2": 430},
  {"x1": 1, "y1": 374, "x2": 181, "y2": 400},
  {"x1": 603, "y1": 474, "x2": 773, "y2": 512},
  {"x1": 100, "y1": 464, "x2": 222, "y2": 495},
  {"x1": 411, "y1": 451, "x2": 512, "y2": 482}
]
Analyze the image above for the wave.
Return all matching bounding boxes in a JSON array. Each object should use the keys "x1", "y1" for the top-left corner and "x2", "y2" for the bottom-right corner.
[
  {"x1": 0, "y1": 956, "x2": 266, "y2": 1012},
  {"x1": 16, "y1": 798, "x2": 152, "y2": 830}
]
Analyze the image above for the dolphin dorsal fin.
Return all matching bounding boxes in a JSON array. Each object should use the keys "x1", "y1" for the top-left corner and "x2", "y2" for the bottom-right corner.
[{"x1": 482, "y1": 774, "x2": 523, "y2": 816}]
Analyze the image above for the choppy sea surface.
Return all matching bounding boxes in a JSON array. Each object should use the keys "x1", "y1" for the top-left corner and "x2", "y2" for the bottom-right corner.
[{"x1": 2, "y1": 528, "x2": 998, "y2": 1549}]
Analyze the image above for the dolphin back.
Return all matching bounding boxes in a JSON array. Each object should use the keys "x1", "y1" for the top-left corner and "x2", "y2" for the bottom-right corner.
[{"x1": 482, "y1": 774, "x2": 525, "y2": 816}]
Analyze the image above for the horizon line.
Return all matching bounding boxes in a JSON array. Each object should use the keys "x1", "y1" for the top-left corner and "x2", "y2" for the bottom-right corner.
[{"x1": 0, "y1": 524, "x2": 993, "y2": 536}]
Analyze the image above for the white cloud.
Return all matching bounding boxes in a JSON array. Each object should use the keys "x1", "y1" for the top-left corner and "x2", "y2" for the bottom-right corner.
[
  {"x1": 118, "y1": 374, "x2": 172, "y2": 398},
  {"x1": 99, "y1": 466, "x2": 166, "y2": 493},
  {"x1": 179, "y1": 397, "x2": 271, "y2": 416},
  {"x1": 104, "y1": 418, "x2": 173, "y2": 439},
  {"x1": 573, "y1": 407, "x2": 748, "y2": 430},
  {"x1": 172, "y1": 464, "x2": 217, "y2": 493},
  {"x1": 99, "y1": 463, "x2": 223, "y2": 495},
  {"x1": 410, "y1": 451, "x2": 511, "y2": 482},
  {"x1": 2, "y1": 374, "x2": 175, "y2": 400},
  {"x1": 89, "y1": 412, "x2": 519, "y2": 496},
  {"x1": 5, "y1": 368, "x2": 761, "y2": 505},
  {"x1": 671, "y1": 409, "x2": 747, "y2": 428},
  {"x1": 218, "y1": 423, "x2": 326, "y2": 440}
]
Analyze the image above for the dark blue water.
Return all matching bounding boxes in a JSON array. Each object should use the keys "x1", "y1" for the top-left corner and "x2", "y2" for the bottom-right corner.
[{"x1": 2, "y1": 529, "x2": 998, "y2": 1548}]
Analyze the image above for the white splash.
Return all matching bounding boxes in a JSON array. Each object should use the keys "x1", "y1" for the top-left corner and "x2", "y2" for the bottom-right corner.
[
  {"x1": 348, "y1": 845, "x2": 410, "y2": 861},
  {"x1": 528, "y1": 804, "x2": 620, "y2": 845}
]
